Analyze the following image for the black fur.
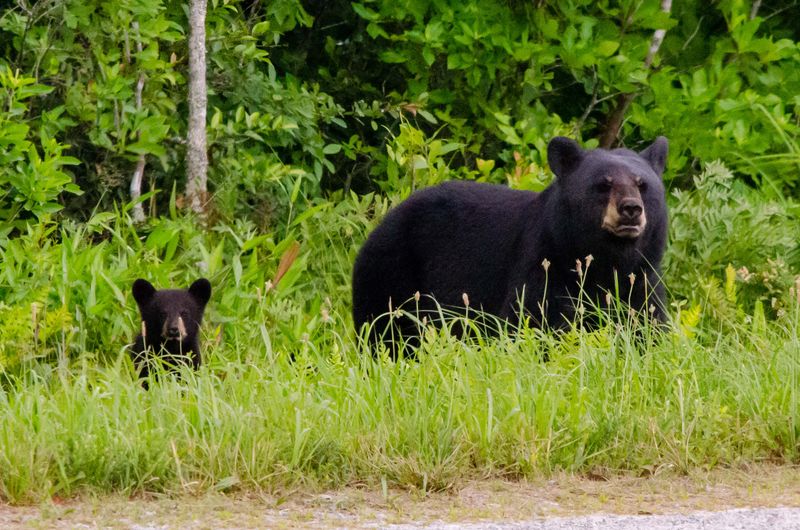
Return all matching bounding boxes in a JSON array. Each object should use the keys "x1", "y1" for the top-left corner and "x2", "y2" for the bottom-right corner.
[
  {"x1": 130, "y1": 278, "x2": 212, "y2": 384},
  {"x1": 352, "y1": 137, "x2": 669, "y2": 356}
]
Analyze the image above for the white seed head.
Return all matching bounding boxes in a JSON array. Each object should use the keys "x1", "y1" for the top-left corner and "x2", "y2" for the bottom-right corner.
[
  {"x1": 414, "y1": 291, "x2": 421, "y2": 302},
  {"x1": 628, "y1": 272, "x2": 636, "y2": 286},
  {"x1": 542, "y1": 258, "x2": 551, "y2": 272},
  {"x1": 462, "y1": 292, "x2": 470, "y2": 307},
  {"x1": 585, "y1": 254, "x2": 594, "y2": 267},
  {"x1": 737, "y1": 266, "x2": 753, "y2": 282},
  {"x1": 575, "y1": 259, "x2": 583, "y2": 278},
  {"x1": 605, "y1": 292, "x2": 612, "y2": 306}
]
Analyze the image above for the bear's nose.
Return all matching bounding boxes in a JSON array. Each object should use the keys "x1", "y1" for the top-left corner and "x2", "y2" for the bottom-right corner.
[
  {"x1": 167, "y1": 326, "x2": 181, "y2": 337},
  {"x1": 618, "y1": 198, "x2": 643, "y2": 222}
]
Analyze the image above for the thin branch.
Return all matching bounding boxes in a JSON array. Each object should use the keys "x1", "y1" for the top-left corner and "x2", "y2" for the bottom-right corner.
[
  {"x1": 599, "y1": 0, "x2": 672, "y2": 148},
  {"x1": 681, "y1": 16, "x2": 704, "y2": 51},
  {"x1": 573, "y1": 69, "x2": 599, "y2": 136}
]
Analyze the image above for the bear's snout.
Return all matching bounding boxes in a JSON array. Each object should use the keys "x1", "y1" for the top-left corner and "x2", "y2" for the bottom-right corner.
[
  {"x1": 602, "y1": 194, "x2": 647, "y2": 239},
  {"x1": 162, "y1": 315, "x2": 187, "y2": 341},
  {"x1": 617, "y1": 197, "x2": 643, "y2": 223}
]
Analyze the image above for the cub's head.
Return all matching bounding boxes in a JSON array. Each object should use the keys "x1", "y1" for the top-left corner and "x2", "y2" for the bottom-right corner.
[
  {"x1": 132, "y1": 278, "x2": 212, "y2": 343},
  {"x1": 548, "y1": 136, "x2": 668, "y2": 243}
]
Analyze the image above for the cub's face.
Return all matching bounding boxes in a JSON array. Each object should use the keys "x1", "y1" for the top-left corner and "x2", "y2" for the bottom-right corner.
[
  {"x1": 132, "y1": 278, "x2": 211, "y2": 343},
  {"x1": 547, "y1": 137, "x2": 668, "y2": 243}
]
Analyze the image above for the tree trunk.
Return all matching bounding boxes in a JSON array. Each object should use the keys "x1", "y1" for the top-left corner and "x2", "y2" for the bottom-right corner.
[
  {"x1": 186, "y1": 0, "x2": 208, "y2": 219},
  {"x1": 130, "y1": 21, "x2": 147, "y2": 223}
]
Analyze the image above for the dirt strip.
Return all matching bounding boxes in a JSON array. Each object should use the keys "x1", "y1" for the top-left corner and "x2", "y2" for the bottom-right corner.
[{"x1": 2, "y1": 464, "x2": 799, "y2": 529}]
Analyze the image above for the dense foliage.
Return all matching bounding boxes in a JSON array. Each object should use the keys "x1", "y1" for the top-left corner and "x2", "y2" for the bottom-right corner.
[
  {"x1": 0, "y1": 0, "x2": 799, "y2": 501},
  {"x1": 2, "y1": 1, "x2": 800, "y2": 217}
]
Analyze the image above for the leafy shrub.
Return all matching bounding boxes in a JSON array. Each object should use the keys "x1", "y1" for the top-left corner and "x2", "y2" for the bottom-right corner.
[
  {"x1": 342, "y1": 0, "x2": 800, "y2": 193},
  {"x1": 667, "y1": 161, "x2": 800, "y2": 317},
  {"x1": 0, "y1": 67, "x2": 80, "y2": 234}
]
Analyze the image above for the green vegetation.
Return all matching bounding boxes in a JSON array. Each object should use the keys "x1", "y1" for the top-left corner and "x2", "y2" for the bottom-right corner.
[
  {"x1": 0, "y1": 168, "x2": 798, "y2": 503},
  {"x1": 0, "y1": 276, "x2": 798, "y2": 502},
  {"x1": 0, "y1": 0, "x2": 799, "y2": 504}
]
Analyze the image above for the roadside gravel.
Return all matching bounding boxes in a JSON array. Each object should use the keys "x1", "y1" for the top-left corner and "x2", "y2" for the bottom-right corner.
[{"x1": 384, "y1": 508, "x2": 800, "y2": 530}]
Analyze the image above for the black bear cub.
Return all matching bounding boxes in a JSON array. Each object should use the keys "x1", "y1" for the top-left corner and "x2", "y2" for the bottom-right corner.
[
  {"x1": 352, "y1": 136, "x2": 669, "y2": 356},
  {"x1": 131, "y1": 278, "x2": 212, "y2": 383}
]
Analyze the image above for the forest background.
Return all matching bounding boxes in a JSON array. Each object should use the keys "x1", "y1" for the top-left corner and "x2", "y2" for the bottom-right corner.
[{"x1": 0, "y1": 0, "x2": 799, "y2": 502}]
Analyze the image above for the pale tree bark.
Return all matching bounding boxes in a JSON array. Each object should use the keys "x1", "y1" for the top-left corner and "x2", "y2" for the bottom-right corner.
[
  {"x1": 186, "y1": 0, "x2": 208, "y2": 219},
  {"x1": 129, "y1": 21, "x2": 147, "y2": 223},
  {"x1": 599, "y1": 0, "x2": 672, "y2": 148},
  {"x1": 749, "y1": 0, "x2": 761, "y2": 20}
]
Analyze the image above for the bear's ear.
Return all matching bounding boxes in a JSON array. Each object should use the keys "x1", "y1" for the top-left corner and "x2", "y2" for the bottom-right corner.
[
  {"x1": 640, "y1": 136, "x2": 668, "y2": 176},
  {"x1": 547, "y1": 137, "x2": 584, "y2": 179},
  {"x1": 132, "y1": 279, "x2": 157, "y2": 306},
  {"x1": 188, "y1": 278, "x2": 212, "y2": 306}
]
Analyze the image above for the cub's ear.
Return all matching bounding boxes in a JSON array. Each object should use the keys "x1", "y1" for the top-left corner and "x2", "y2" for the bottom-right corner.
[
  {"x1": 547, "y1": 137, "x2": 584, "y2": 179},
  {"x1": 640, "y1": 136, "x2": 668, "y2": 176},
  {"x1": 188, "y1": 278, "x2": 212, "y2": 306},
  {"x1": 132, "y1": 279, "x2": 157, "y2": 306}
]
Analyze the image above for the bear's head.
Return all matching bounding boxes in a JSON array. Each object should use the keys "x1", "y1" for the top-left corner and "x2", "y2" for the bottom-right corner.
[
  {"x1": 547, "y1": 136, "x2": 668, "y2": 248},
  {"x1": 132, "y1": 278, "x2": 212, "y2": 344}
]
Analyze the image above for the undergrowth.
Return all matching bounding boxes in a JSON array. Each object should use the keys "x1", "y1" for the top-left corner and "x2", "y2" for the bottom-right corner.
[{"x1": 0, "y1": 163, "x2": 798, "y2": 503}]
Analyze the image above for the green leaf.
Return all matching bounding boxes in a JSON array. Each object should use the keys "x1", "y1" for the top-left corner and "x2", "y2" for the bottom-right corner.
[
  {"x1": 379, "y1": 50, "x2": 408, "y2": 63},
  {"x1": 252, "y1": 21, "x2": 271, "y2": 37},
  {"x1": 596, "y1": 40, "x2": 619, "y2": 57},
  {"x1": 422, "y1": 47, "x2": 436, "y2": 66},
  {"x1": 352, "y1": 3, "x2": 380, "y2": 21},
  {"x1": 18, "y1": 84, "x2": 54, "y2": 99},
  {"x1": 417, "y1": 109, "x2": 437, "y2": 124}
]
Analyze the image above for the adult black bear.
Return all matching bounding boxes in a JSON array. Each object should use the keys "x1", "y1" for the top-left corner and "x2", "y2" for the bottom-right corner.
[
  {"x1": 130, "y1": 278, "x2": 212, "y2": 384},
  {"x1": 352, "y1": 136, "x2": 668, "y2": 356}
]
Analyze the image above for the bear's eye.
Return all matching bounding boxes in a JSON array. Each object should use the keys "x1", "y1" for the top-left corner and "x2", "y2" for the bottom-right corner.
[
  {"x1": 594, "y1": 180, "x2": 612, "y2": 193},
  {"x1": 180, "y1": 310, "x2": 189, "y2": 318},
  {"x1": 637, "y1": 180, "x2": 648, "y2": 192}
]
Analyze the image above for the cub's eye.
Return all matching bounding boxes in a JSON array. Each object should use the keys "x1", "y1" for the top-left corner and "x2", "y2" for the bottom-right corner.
[
  {"x1": 637, "y1": 180, "x2": 648, "y2": 192},
  {"x1": 594, "y1": 181, "x2": 612, "y2": 193},
  {"x1": 158, "y1": 311, "x2": 167, "y2": 319},
  {"x1": 180, "y1": 310, "x2": 189, "y2": 318}
]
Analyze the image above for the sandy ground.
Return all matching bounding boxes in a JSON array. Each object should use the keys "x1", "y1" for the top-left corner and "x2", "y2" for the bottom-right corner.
[{"x1": 2, "y1": 464, "x2": 799, "y2": 529}]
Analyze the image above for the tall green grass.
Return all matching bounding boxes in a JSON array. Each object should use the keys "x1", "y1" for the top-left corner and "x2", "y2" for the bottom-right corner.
[
  {"x1": 0, "y1": 166, "x2": 798, "y2": 503},
  {"x1": 0, "y1": 308, "x2": 798, "y2": 503}
]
